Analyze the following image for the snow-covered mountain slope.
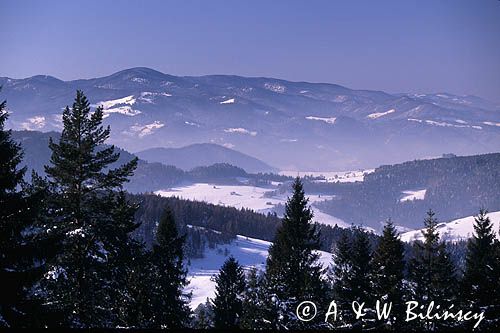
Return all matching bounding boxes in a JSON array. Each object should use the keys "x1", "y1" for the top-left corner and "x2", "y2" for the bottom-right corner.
[
  {"x1": 186, "y1": 234, "x2": 333, "y2": 308},
  {"x1": 401, "y1": 211, "x2": 500, "y2": 242},
  {"x1": 2, "y1": 67, "x2": 500, "y2": 170},
  {"x1": 156, "y1": 183, "x2": 349, "y2": 228}
]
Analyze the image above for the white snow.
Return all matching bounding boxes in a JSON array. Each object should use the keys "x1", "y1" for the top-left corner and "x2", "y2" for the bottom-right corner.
[
  {"x1": 186, "y1": 234, "x2": 333, "y2": 308},
  {"x1": 138, "y1": 91, "x2": 172, "y2": 103},
  {"x1": 279, "y1": 170, "x2": 374, "y2": 183},
  {"x1": 401, "y1": 211, "x2": 500, "y2": 243},
  {"x1": 97, "y1": 95, "x2": 141, "y2": 117},
  {"x1": 129, "y1": 121, "x2": 165, "y2": 137},
  {"x1": 21, "y1": 116, "x2": 46, "y2": 130},
  {"x1": 305, "y1": 116, "x2": 337, "y2": 124},
  {"x1": 263, "y1": 82, "x2": 286, "y2": 93},
  {"x1": 280, "y1": 138, "x2": 298, "y2": 143},
  {"x1": 455, "y1": 119, "x2": 467, "y2": 124},
  {"x1": 220, "y1": 98, "x2": 235, "y2": 104},
  {"x1": 483, "y1": 121, "x2": 500, "y2": 127},
  {"x1": 156, "y1": 183, "x2": 348, "y2": 228},
  {"x1": 98, "y1": 95, "x2": 136, "y2": 109},
  {"x1": 185, "y1": 121, "x2": 200, "y2": 127},
  {"x1": 408, "y1": 118, "x2": 482, "y2": 130},
  {"x1": 400, "y1": 189, "x2": 427, "y2": 202},
  {"x1": 224, "y1": 127, "x2": 257, "y2": 136},
  {"x1": 367, "y1": 109, "x2": 396, "y2": 119},
  {"x1": 131, "y1": 77, "x2": 147, "y2": 84}
]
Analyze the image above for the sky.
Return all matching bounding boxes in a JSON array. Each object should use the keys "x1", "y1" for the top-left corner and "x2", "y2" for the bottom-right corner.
[{"x1": 1, "y1": 0, "x2": 499, "y2": 102}]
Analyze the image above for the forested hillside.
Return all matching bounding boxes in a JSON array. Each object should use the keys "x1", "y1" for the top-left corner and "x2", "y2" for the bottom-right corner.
[{"x1": 306, "y1": 153, "x2": 500, "y2": 229}]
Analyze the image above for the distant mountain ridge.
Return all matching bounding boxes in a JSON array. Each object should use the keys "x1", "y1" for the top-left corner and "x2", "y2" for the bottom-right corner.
[
  {"x1": 2, "y1": 67, "x2": 500, "y2": 170},
  {"x1": 136, "y1": 143, "x2": 276, "y2": 173}
]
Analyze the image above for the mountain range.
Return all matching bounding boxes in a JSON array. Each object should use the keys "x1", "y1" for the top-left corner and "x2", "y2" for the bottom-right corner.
[{"x1": 2, "y1": 67, "x2": 500, "y2": 170}]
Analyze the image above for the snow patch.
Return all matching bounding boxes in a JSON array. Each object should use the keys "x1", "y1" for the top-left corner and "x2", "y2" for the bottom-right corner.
[
  {"x1": 224, "y1": 127, "x2": 257, "y2": 136},
  {"x1": 305, "y1": 116, "x2": 337, "y2": 124},
  {"x1": 408, "y1": 118, "x2": 482, "y2": 130},
  {"x1": 187, "y1": 234, "x2": 333, "y2": 308},
  {"x1": 220, "y1": 98, "x2": 235, "y2": 104},
  {"x1": 400, "y1": 189, "x2": 427, "y2": 202},
  {"x1": 367, "y1": 109, "x2": 396, "y2": 119},
  {"x1": 97, "y1": 95, "x2": 141, "y2": 117},
  {"x1": 21, "y1": 116, "x2": 46, "y2": 130},
  {"x1": 264, "y1": 82, "x2": 286, "y2": 93},
  {"x1": 129, "y1": 121, "x2": 165, "y2": 137},
  {"x1": 483, "y1": 121, "x2": 500, "y2": 127},
  {"x1": 401, "y1": 211, "x2": 500, "y2": 242},
  {"x1": 185, "y1": 121, "x2": 200, "y2": 127}
]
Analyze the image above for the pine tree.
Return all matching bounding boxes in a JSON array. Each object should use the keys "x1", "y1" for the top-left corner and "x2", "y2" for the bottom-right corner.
[
  {"x1": 370, "y1": 220, "x2": 406, "y2": 330},
  {"x1": 408, "y1": 209, "x2": 457, "y2": 330},
  {"x1": 41, "y1": 90, "x2": 138, "y2": 327},
  {"x1": 264, "y1": 177, "x2": 328, "y2": 329},
  {"x1": 211, "y1": 256, "x2": 246, "y2": 329},
  {"x1": 149, "y1": 207, "x2": 190, "y2": 328},
  {"x1": 461, "y1": 209, "x2": 500, "y2": 328},
  {"x1": 0, "y1": 93, "x2": 45, "y2": 327}
]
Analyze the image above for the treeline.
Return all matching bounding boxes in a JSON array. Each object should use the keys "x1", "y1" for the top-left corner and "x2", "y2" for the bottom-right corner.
[{"x1": 194, "y1": 182, "x2": 500, "y2": 331}]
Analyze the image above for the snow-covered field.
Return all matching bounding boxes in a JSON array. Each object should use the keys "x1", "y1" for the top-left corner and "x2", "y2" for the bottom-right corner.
[
  {"x1": 279, "y1": 169, "x2": 374, "y2": 183},
  {"x1": 401, "y1": 211, "x2": 500, "y2": 242},
  {"x1": 400, "y1": 189, "x2": 427, "y2": 202},
  {"x1": 156, "y1": 183, "x2": 349, "y2": 228},
  {"x1": 186, "y1": 234, "x2": 333, "y2": 309}
]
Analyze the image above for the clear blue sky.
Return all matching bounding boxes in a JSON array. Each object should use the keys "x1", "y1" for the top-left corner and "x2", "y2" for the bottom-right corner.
[{"x1": 1, "y1": 0, "x2": 499, "y2": 101}]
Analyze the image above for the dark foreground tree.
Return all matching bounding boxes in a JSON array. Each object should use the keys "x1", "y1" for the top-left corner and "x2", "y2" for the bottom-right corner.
[
  {"x1": 41, "y1": 90, "x2": 138, "y2": 327},
  {"x1": 330, "y1": 227, "x2": 373, "y2": 328},
  {"x1": 408, "y1": 210, "x2": 457, "y2": 330},
  {"x1": 370, "y1": 220, "x2": 406, "y2": 330},
  {"x1": 149, "y1": 207, "x2": 190, "y2": 328},
  {"x1": 211, "y1": 256, "x2": 245, "y2": 329},
  {"x1": 264, "y1": 177, "x2": 328, "y2": 329},
  {"x1": 0, "y1": 92, "x2": 43, "y2": 327},
  {"x1": 461, "y1": 209, "x2": 500, "y2": 329}
]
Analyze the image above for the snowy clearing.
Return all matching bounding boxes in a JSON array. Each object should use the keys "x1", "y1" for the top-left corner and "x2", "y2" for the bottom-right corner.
[
  {"x1": 400, "y1": 189, "x2": 427, "y2": 202},
  {"x1": 186, "y1": 234, "x2": 333, "y2": 309},
  {"x1": 156, "y1": 183, "x2": 348, "y2": 228},
  {"x1": 129, "y1": 121, "x2": 165, "y2": 137},
  {"x1": 367, "y1": 109, "x2": 395, "y2": 119},
  {"x1": 279, "y1": 169, "x2": 374, "y2": 183},
  {"x1": 483, "y1": 121, "x2": 500, "y2": 127},
  {"x1": 224, "y1": 127, "x2": 257, "y2": 136},
  {"x1": 408, "y1": 118, "x2": 482, "y2": 130},
  {"x1": 401, "y1": 211, "x2": 500, "y2": 242},
  {"x1": 220, "y1": 98, "x2": 235, "y2": 104},
  {"x1": 305, "y1": 116, "x2": 337, "y2": 124}
]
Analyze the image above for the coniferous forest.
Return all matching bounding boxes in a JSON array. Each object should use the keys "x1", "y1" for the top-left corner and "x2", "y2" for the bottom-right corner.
[{"x1": 1, "y1": 90, "x2": 500, "y2": 332}]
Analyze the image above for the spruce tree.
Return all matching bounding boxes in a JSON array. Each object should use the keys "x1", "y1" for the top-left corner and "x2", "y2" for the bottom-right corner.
[
  {"x1": 41, "y1": 90, "x2": 138, "y2": 327},
  {"x1": 461, "y1": 209, "x2": 500, "y2": 328},
  {"x1": 408, "y1": 210, "x2": 457, "y2": 330},
  {"x1": 0, "y1": 93, "x2": 45, "y2": 327},
  {"x1": 240, "y1": 267, "x2": 267, "y2": 329},
  {"x1": 149, "y1": 207, "x2": 190, "y2": 328},
  {"x1": 211, "y1": 256, "x2": 246, "y2": 329},
  {"x1": 330, "y1": 227, "x2": 373, "y2": 328},
  {"x1": 264, "y1": 178, "x2": 328, "y2": 329},
  {"x1": 370, "y1": 220, "x2": 406, "y2": 330}
]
